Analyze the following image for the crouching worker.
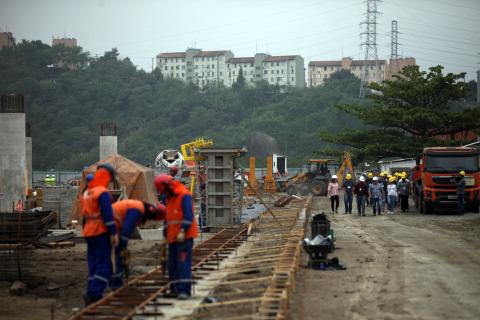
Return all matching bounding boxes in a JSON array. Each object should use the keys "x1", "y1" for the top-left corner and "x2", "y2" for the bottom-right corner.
[
  {"x1": 81, "y1": 163, "x2": 118, "y2": 305},
  {"x1": 110, "y1": 199, "x2": 166, "y2": 289},
  {"x1": 154, "y1": 174, "x2": 198, "y2": 300}
]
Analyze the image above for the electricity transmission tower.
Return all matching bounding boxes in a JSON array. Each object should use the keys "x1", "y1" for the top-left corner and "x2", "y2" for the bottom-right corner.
[
  {"x1": 390, "y1": 20, "x2": 400, "y2": 79},
  {"x1": 359, "y1": 0, "x2": 381, "y2": 98}
]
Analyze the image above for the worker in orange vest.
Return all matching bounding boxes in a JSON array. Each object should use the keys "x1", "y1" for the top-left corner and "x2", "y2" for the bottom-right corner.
[
  {"x1": 110, "y1": 199, "x2": 165, "y2": 288},
  {"x1": 81, "y1": 163, "x2": 118, "y2": 305},
  {"x1": 154, "y1": 174, "x2": 198, "y2": 299}
]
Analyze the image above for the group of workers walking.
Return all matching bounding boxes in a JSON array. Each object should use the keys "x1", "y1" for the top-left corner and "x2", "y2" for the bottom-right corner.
[
  {"x1": 81, "y1": 163, "x2": 197, "y2": 305},
  {"x1": 327, "y1": 171, "x2": 411, "y2": 216}
]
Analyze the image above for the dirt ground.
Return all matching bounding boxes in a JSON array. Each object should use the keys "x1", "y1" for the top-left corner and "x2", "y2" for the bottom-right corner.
[
  {"x1": 289, "y1": 196, "x2": 480, "y2": 320},
  {"x1": 0, "y1": 239, "x2": 161, "y2": 320}
]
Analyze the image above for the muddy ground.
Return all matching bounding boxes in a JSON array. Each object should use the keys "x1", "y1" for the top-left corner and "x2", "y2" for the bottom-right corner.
[
  {"x1": 289, "y1": 196, "x2": 480, "y2": 320},
  {"x1": 0, "y1": 239, "x2": 161, "y2": 320}
]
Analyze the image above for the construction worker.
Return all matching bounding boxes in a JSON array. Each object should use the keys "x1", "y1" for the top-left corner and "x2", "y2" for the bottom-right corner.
[
  {"x1": 366, "y1": 172, "x2": 374, "y2": 205},
  {"x1": 369, "y1": 177, "x2": 383, "y2": 216},
  {"x1": 111, "y1": 199, "x2": 166, "y2": 288},
  {"x1": 154, "y1": 174, "x2": 198, "y2": 299},
  {"x1": 455, "y1": 171, "x2": 466, "y2": 215},
  {"x1": 379, "y1": 172, "x2": 388, "y2": 213},
  {"x1": 327, "y1": 175, "x2": 340, "y2": 214},
  {"x1": 81, "y1": 163, "x2": 118, "y2": 305},
  {"x1": 51, "y1": 173, "x2": 57, "y2": 186},
  {"x1": 342, "y1": 173, "x2": 354, "y2": 214},
  {"x1": 44, "y1": 174, "x2": 50, "y2": 186},
  {"x1": 354, "y1": 176, "x2": 368, "y2": 216},
  {"x1": 397, "y1": 173, "x2": 410, "y2": 213},
  {"x1": 386, "y1": 176, "x2": 397, "y2": 214}
]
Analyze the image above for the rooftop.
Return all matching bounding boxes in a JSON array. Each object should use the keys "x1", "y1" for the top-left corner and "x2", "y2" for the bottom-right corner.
[
  {"x1": 263, "y1": 55, "x2": 299, "y2": 62},
  {"x1": 157, "y1": 52, "x2": 186, "y2": 58},
  {"x1": 227, "y1": 57, "x2": 255, "y2": 63}
]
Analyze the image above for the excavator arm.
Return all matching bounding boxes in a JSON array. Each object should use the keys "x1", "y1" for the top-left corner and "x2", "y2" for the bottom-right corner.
[{"x1": 336, "y1": 151, "x2": 354, "y2": 186}]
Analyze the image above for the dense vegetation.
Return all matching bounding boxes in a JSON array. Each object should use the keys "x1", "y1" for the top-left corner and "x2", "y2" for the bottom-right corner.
[
  {"x1": 320, "y1": 66, "x2": 480, "y2": 162},
  {"x1": 1, "y1": 41, "x2": 363, "y2": 170}
]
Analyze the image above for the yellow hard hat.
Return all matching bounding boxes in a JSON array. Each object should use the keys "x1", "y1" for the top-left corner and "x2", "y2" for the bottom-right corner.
[
  {"x1": 346, "y1": 173, "x2": 352, "y2": 180},
  {"x1": 459, "y1": 170, "x2": 465, "y2": 176},
  {"x1": 389, "y1": 177, "x2": 396, "y2": 183},
  {"x1": 387, "y1": 174, "x2": 392, "y2": 178},
  {"x1": 380, "y1": 172, "x2": 385, "y2": 177},
  {"x1": 367, "y1": 172, "x2": 373, "y2": 178},
  {"x1": 401, "y1": 173, "x2": 407, "y2": 178},
  {"x1": 394, "y1": 172, "x2": 399, "y2": 176}
]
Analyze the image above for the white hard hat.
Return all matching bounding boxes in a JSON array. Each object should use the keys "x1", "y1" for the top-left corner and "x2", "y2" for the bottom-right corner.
[
  {"x1": 359, "y1": 176, "x2": 365, "y2": 182},
  {"x1": 332, "y1": 175, "x2": 338, "y2": 179},
  {"x1": 373, "y1": 176, "x2": 378, "y2": 181}
]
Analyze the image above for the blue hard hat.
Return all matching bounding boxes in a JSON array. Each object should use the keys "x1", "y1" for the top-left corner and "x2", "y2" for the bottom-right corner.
[{"x1": 86, "y1": 173, "x2": 94, "y2": 182}]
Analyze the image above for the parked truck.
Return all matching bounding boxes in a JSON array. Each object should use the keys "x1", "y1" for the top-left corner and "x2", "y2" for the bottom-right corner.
[{"x1": 412, "y1": 147, "x2": 480, "y2": 214}]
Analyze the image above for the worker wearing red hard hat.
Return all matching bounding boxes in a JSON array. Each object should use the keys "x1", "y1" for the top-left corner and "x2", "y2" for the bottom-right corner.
[
  {"x1": 81, "y1": 163, "x2": 118, "y2": 305},
  {"x1": 154, "y1": 174, "x2": 198, "y2": 299},
  {"x1": 110, "y1": 199, "x2": 166, "y2": 288}
]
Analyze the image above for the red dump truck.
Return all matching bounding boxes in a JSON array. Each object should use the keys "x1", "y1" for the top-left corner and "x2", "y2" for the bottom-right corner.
[{"x1": 413, "y1": 147, "x2": 480, "y2": 214}]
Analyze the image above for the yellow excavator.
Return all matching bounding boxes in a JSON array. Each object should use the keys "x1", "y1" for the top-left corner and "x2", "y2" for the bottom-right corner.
[{"x1": 286, "y1": 151, "x2": 354, "y2": 196}]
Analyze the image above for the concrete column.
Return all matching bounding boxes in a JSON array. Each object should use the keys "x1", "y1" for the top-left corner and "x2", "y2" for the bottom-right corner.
[
  {"x1": 99, "y1": 122, "x2": 117, "y2": 160},
  {"x1": 26, "y1": 123, "x2": 32, "y2": 190},
  {"x1": 0, "y1": 95, "x2": 26, "y2": 211}
]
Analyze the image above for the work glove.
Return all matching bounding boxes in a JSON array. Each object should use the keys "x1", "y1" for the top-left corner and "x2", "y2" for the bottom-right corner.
[
  {"x1": 176, "y1": 230, "x2": 186, "y2": 243},
  {"x1": 110, "y1": 234, "x2": 119, "y2": 248}
]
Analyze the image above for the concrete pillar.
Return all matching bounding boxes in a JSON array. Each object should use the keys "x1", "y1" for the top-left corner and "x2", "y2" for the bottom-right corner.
[
  {"x1": 0, "y1": 95, "x2": 26, "y2": 211},
  {"x1": 26, "y1": 123, "x2": 32, "y2": 190},
  {"x1": 99, "y1": 122, "x2": 117, "y2": 160}
]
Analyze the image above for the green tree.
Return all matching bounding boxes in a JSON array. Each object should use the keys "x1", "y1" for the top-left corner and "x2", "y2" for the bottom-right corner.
[
  {"x1": 319, "y1": 65, "x2": 480, "y2": 162},
  {"x1": 232, "y1": 67, "x2": 246, "y2": 90}
]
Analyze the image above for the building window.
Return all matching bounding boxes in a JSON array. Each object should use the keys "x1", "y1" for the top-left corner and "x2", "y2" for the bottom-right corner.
[
  {"x1": 176, "y1": 73, "x2": 179, "y2": 77},
  {"x1": 292, "y1": 77, "x2": 294, "y2": 81},
  {"x1": 233, "y1": 71, "x2": 235, "y2": 75},
  {"x1": 324, "y1": 66, "x2": 327, "y2": 71},
  {"x1": 277, "y1": 77, "x2": 281, "y2": 82},
  {"x1": 271, "y1": 62, "x2": 274, "y2": 67},
  {"x1": 277, "y1": 70, "x2": 279, "y2": 74},
  {"x1": 276, "y1": 62, "x2": 279, "y2": 66},
  {"x1": 281, "y1": 69, "x2": 284, "y2": 74},
  {"x1": 195, "y1": 65, "x2": 198, "y2": 69},
  {"x1": 271, "y1": 70, "x2": 274, "y2": 74},
  {"x1": 176, "y1": 66, "x2": 179, "y2": 70},
  {"x1": 195, "y1": 72, "x2": 198, "y2": 76},
  {"x1": 264, "y1": 70, "x2": 268, "y2": 74},
  {"x1": 182, "y1": 73, "x2": 184, "y2": 77},
  {"x1": 182, "y1": 58, "x2": 185, "y2": 62},
  {"x1": 165, "y1": 66, "x2": 168, "y2": 70},
  {"x1": 164, "y1": 59, "x2": 167, "y2": 63},
  {"x1": 182, "y1": 66, "x2": 185, "y2": 70},
  {"x1": 171, "y1": 66, "x2": 174, "y2": 70},
  {"x1": 212, "y1": 64, "x2": 215, "y2": 69},
  {"x1": 202, "y1": 58, "x2": 204, "y2": 62},
  {"x1": 220, "y1": 72, "x2": 222, "y2": 76},
  {"x1": 271, "y1": 77, "x2": 274, "y2": 82}
]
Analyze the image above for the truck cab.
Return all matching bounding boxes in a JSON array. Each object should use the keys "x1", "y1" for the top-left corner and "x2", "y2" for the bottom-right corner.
[{"x1": 413, "y1": 147, "x2": 480, "y2": 214}]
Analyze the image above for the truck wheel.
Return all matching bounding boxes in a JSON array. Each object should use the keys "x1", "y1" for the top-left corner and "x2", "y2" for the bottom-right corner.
[
  {"x1": 311, "y1": 180, "x2": 327, "y2": 196},
  {"x1": 471, "y1": 201, "x2": 479, "y2": 213},
  {"x1": 424, "y1": 200, "x2": 434, "y2": 215},
  {"x1": 286, "y1": 185, "x2": 297, "y2": 195}
]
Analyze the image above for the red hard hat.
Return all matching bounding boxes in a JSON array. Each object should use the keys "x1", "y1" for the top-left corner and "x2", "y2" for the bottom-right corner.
[{"x1": 154, "y1": 174, "x2": 173, "y2": 193}]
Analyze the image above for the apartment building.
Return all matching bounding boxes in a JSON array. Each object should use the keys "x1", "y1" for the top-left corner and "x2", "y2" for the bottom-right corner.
[
  {"x1": 52, "y1": 37, "x2": 77, "y2": 48},
  {"x1": 308, "y1": 57, "x2": 416, "y2": 87},
  {"x1": 157, "y1": 49, "x2": 305, "y2": 88},
  {"x1": 0, "y1": 32, "x2": 16, "y2": 49}
]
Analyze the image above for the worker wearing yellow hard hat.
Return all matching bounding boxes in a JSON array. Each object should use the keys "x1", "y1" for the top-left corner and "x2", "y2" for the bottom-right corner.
[
  {"x1": 365, "y1": 172, "x2": 374, "y2": 206},
  {"x1": 397, "y1": 172, "x2": 410, "y2": 213},
  {"x1": 343, "y1": 173, "x2": 354, "y2": 214},
  {"x1": 456, "y1": 170, "x2": 466, "y2": 215},
  {"x1": 386, "y1": 176, "x2": 397, "y2": 214}
]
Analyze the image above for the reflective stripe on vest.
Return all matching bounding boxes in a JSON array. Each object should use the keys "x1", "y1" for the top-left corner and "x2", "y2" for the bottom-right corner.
[{"x1": 165, "y1": 182, "x2": 198, "y2": 244}]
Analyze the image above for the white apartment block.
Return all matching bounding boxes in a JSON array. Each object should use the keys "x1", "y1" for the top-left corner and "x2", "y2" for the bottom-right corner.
[
  {"x1": 157, "y1": 49, "x2": 305, "y2": 88},
  {"x1": 308, "y1": 57, "x2": 387, "y2": 87}
]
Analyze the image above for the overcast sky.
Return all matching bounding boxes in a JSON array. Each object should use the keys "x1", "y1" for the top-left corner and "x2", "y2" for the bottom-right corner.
[{"x1": 1, "y1": 0, "x2": 479, "y2": 80}]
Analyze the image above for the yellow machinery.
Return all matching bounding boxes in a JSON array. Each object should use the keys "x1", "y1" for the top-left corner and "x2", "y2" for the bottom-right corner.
[
  {"x1": 264, "y1": 155, "x2": 276, "y2": 193},
  {"x1": 245, "y1": 157, "x2": 259, "y2": 195},
  {"x1": 179, "y1": 138, "x2": 214, "y2": 193},
  {"x1": 336, "y1": 151, "x2": 354, "y2": 186}
]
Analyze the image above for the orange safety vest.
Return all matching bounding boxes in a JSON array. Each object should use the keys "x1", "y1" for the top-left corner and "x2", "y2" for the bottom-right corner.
[
  {"x1": 112, "y1": 199, "x2": 145, "y2": 230},
  {"x1": 165, "y1": 181, "x2": 199, "y2": 244},
  {"x1": 81, "y1": 186, "x2": 111, "y2": 237}
]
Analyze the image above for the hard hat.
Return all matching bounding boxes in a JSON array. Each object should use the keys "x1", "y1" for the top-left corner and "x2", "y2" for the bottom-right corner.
[
  {"x1": 154, "y1": 174, "x2": 173, "y2": 193},
  {"x1": 380, "y1": 172, "x2": 385, "y2": 177},
  {"x1": 367, "y1": 172, "x2": 373, "y2": 178},
  {"x1": 459, "y1": 170, "x2": 465, "y2": 176},
  {"x1": 86, "y1": 173, "x2": 94, "y2": 182},
  {"x1": 346, "y1": 173, "x2": 352, "y2": 180},
  {"x1": 389, "y1": 177, "x2": 396, "y2": 183},
  {"x1": 373, "y1": 176, "x2": 378, "y2": 181},
  {"x1": 332, "y1": 175, "x2": 338, "y2": 180},
  {"x1": 97, "y1": 163, "x2": 115, "y2": 180},
  {"x1": 401, "y1": 172, "x2": 407, "y2": 178},
  {"x1": 359, "y1": 176, "x2": 365, "y2": 182}
]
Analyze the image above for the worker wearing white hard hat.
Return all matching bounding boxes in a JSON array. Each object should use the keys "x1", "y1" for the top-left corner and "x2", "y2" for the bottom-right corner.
[
  {"x1": 328, "y1": 175, "x2": 339, "y2": 214},
  {"x1": 354, "y1": 175, "x2": 368, "y2": 216},
  {"x1": 369, "y1": 176, "x2": 383, "y2": 216}
]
